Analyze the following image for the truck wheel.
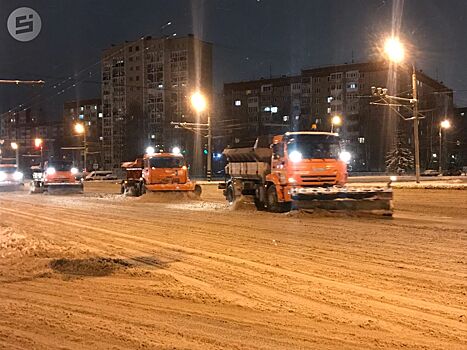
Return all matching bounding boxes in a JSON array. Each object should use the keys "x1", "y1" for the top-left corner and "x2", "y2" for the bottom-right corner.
[
  {"x1": 254, "y1": 198, "x2": 266, "y2": 211},
  {"x1": 226, "y1": 184, "x2": 236, "y2": 205},
  {"x1": 266, "y1": 185, "x2": 291, "y2": 213},
  {"x1": 193, "y1": 184, "x2": 202, "y2": 197},
  {"x1": 140, "y1": 183, "x2": 146, "y2": 195}
]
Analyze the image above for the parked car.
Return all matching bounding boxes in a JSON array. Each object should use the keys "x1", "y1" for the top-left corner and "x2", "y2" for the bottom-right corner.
[
  {"x1": 421, "y1": 169, "x2": 440, "y2": 177},
  {"x1": 85, "y1": 171, "x2": 117, "y2": 181},
  {"x1": 442, "y1": 168, "x2": 462, "y2": 176}
]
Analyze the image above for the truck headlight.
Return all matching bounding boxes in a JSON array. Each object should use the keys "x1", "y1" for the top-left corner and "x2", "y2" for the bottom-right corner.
[
  {"x1": 13, "y1": 171, "x2": 23, "y2": 181},
  {"x1": 339, "y1": 151, "x2": 351, "y2": 163},
  {"x1": 288, "y1": 151, "x2": 303, "y2": 163},
  {"x1": 0, "y1": 172, "x2": 6, "y2": 181},
  {"x1": 46, "y1": 167, "x2": 56, "y2": 175},
  {"x1": 71, "y1": 167, "x2": 78, "y2": 175}
]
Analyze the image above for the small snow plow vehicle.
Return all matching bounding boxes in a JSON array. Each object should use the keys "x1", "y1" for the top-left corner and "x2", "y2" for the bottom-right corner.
[
  {"x1": 219, "y1": 132, "x2": 393, "y2": 215},
  {"x1": 121, "y1": 151, "x2": 201, "y2": 197},
  {"x1": 30, "y1": 160, "x2": 83, "y2": 194}
]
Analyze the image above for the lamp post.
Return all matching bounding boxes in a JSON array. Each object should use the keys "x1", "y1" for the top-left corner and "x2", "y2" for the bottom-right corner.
[
  {"x1": 10, "y1": 142, "x2": 19, "y2": 168},
  {"x1": 74, "y1": 123, "x2": 87, "y2": 172},
  {"x1": 34, "y1": 138, "x2": 43, "y2": 168},
  {"x1": 383, "y1": 36, "x2": 421, "y2": 183},
  {"x1": 331, "y1": 115, "x2": 342, "y2": 133},
  {"x1": 190, "y1": 91, "x2": 212, "y2": 181},
  {"x1": 439, "y1": 119, "x2": 451, "y2": 174}
]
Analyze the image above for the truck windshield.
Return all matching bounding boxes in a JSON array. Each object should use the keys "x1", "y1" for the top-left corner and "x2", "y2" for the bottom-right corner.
[
  {"x1": 287, "y1": 134, "x2": 341, "y2": 159},
  {"x1": 48, "y1": 161, "x2": 73, "y2": 171},
  {"x1": 149, "y1": 157, "x2": 185, "y2": 168}
]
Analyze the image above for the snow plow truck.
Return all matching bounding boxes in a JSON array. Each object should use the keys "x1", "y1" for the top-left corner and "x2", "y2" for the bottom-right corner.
[
  {"x1": 219, "y1": 131, "x2": 393, "y2": 215},
  {"x1": 121, "y1": 151, "x2": 201, "y2": 197},
  {"x1": 30, "y1": 160, "x2": 83, "y2": 194}
]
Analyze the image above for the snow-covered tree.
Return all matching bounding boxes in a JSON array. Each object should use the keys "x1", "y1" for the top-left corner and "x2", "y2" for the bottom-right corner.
[{"x1": 385, "y1": 130, "x2": 414, "y2": 175}]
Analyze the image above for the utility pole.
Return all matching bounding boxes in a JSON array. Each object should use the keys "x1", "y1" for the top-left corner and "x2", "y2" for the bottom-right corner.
[
  {"x1": 412, "y1": 65, "x2": 421, "y2": 183},
  {"x1": 207, "y1": 113, "x2": 212, "y2": 181}
]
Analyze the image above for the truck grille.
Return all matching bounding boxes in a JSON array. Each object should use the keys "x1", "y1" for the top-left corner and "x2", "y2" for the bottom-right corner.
[{"x1": 300, "y1": 175, "x2": 336, "y2": 184}]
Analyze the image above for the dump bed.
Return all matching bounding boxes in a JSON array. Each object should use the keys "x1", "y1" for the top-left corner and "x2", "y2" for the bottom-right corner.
[
  {"x1": 223, "y1": 147, "x2": 271, "y2": 163},
  {"x1": 223, "y1": 142, "x2": 272, "y2": 181}
]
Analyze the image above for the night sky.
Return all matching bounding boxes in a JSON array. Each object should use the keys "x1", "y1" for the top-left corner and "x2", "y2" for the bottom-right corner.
[{"x1": 1, "y1": 0, "x2": 467, "y2": 120}]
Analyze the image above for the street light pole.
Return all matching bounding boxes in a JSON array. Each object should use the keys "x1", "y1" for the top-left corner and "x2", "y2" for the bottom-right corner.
[
  {"x1": 83, "y1": 128, "x2": 87, "y2": 172},
  {"x1": 207, "y1": 113, "x2": 212, "y2": 181},
  {"x1": 411, "y1": 65, "x2": 421, "y2": 183}
]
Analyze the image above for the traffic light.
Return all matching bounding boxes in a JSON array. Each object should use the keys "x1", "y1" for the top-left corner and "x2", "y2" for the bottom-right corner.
[
  {"x1": 203, "y1": 149, "x2": 208, "y2": 155},
  {"x1": 34, "y1": 138, "x2": 43, "y2": 149}
]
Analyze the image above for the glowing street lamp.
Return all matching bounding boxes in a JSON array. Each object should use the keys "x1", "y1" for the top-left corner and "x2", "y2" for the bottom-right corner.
[
  {"x1": 74, "y1": 123, "x2": 85, "y2": 134},
  {"x1": 383, "y1": 35, "x2": 421, "y2": 183},
  {"x1": 383, "y1": 36, "x2": 405, "y2": 64},
  {"x1": 191, "y1": 91, "x2": 207, "y2": 113},
  {"x1": 331, "y1": 115, "x2": 342, "y2": 133},
  {"x1": 190, "y1": 91, "x2": 212, "y2": 181},
  {"x1": 439, "y1": 119, "x2": 451, "y2": 174},
  {"x1": 74, "y1": 123, "x2": 87, "y2": 171}
]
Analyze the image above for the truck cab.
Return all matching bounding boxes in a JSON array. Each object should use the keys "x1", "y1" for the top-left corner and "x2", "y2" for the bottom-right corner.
[{"x1": 269, "y1": 132, "x2": 348, "y2": 189}]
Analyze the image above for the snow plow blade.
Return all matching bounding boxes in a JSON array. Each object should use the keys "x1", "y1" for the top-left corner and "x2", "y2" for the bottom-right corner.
[
  {"x1": 45, "y1": 183, "x2": 83, "y2": 194},
  {"x1": 290, "y1": 187, "x2": 393, "y2": 216}
]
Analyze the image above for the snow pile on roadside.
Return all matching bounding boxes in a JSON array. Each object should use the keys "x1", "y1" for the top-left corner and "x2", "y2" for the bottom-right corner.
[{"x1": 392, "y1": 181, "x2": 467, "y2": 190}]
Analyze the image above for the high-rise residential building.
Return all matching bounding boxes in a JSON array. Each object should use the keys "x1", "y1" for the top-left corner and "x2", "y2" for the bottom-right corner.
[
  {"x1": 101, "y1": 34, "x2": 213, "y2": 173},
  {"x1": 63, "y1": 98, "x2": 103, "y2": 170},
  {"x1": 223, "y1": 62, "x2": 453, "y2": 172}
]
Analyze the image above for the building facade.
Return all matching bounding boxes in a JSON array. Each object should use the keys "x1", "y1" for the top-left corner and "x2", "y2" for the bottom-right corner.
[
  {"x1": 223, "y1": 62, "x2": 454, "y2": 172},
  {"x1": 0, "y1": 107, "x2": 64, "y2": 170},
  {"x1": 101, "y1": 34, "x2": 213, "y2": 173}
]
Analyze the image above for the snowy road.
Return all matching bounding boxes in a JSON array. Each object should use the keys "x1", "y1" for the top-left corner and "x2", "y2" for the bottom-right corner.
[{"x1": 0, "y1": 187, "x2": 466, "y2": 349}]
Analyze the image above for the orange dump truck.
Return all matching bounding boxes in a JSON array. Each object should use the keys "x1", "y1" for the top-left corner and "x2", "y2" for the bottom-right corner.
[
  {"x1": 219, "y1": 131, "x2": 393, "y2": 214},
  {"x1": 121, "y1": 152, "x2": 201, "y2": 197}
]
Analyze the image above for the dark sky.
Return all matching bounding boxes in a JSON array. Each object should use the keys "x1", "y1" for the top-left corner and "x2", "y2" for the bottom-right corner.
[{"x1": 1, "y1": 0, "x2": 467, "y2": 120}]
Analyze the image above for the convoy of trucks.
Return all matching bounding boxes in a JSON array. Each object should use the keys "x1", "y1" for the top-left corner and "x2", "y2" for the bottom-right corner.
[{"x1": 2, "y1": 131, "x2": 393, "y2": 215}]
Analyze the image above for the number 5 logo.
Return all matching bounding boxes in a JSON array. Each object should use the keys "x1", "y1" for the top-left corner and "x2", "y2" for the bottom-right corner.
[{"x1": 7, "y1": 7, "x2": 41, "y2": 42}]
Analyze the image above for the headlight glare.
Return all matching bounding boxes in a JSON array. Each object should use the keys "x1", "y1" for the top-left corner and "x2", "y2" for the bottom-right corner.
[
  {"x1": 339, "y1": 151, "x2": 351, "y2": 163},
  {"x1": 288, "y1": 151, "x2": 303, "y2": 163}
]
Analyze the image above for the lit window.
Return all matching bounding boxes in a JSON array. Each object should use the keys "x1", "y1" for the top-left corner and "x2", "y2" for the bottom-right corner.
[
  {"x1": 327, "y1": 96, "x2": 333, "y2": 103},
  {"x1": 358, "y1": 137, "x2": 365, "y2": 144},
  {"x1": 98, "y1": 113, "x2": 103, "y2": 118},
  {"x1": 79, "y1": 114, "x2": 84, "y2": 120},
  {"x1": 271, "y1": 106, "x2": 278, "y2": 113},
  {"x1": 283, "y1": 115, "x2": 289, "y2": 121},
  {"x1": 80, "y1": 106, "x2": 84, "y2": 111},
  {"x1": 235, "y1": 100, "x2": 241, "y2": 106}
]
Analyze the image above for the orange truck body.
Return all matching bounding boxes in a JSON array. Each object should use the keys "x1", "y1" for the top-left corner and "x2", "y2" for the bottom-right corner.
[
  {"x1": 121, "y1": 152, "x2": 200, "y2": 196},
  {"x1": 221, "y1": 131, "x2": 392, "y2": 213}
]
